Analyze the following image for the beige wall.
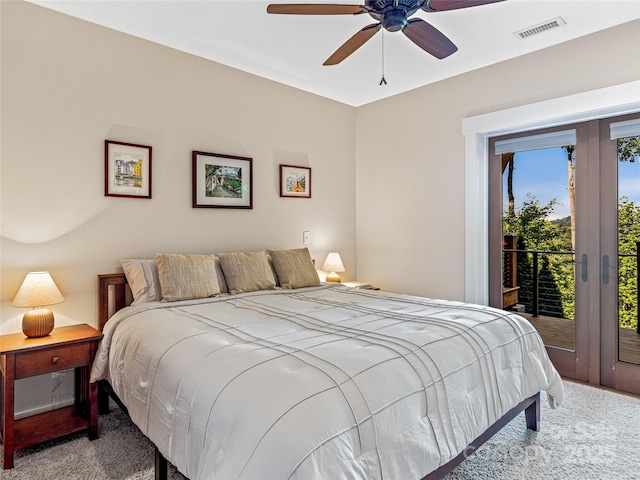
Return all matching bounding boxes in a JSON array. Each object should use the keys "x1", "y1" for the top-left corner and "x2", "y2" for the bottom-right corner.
[
  {"x1": 2, "y1": 1, "x2": 639, "y2": 337},
  {"x1": 356, "y1": 19, "x2": 640, "y2": 299},
  {"x1": 0, "y1": 1, "x2": 357, "y2": 334}
]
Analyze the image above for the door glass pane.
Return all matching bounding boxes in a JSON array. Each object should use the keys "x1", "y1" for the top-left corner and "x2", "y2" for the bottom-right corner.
[
  {"x1": 617, "y1": 135, "x2": 640, "y2": 364},
  {"x1": 501, "y1": 146, "x2": 576, "y2": 351}
]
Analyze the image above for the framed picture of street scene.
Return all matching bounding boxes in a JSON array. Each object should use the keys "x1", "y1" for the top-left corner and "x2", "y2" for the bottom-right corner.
[
  {"x1": 192, "y1": 151, "x2": 253, "y2": 209},
  {"x1": 105, "y1": 140, "x2": 152, "y2": 198},
  {"x1": 279, "y1": 165, "x2": 311, "y2": 198}
]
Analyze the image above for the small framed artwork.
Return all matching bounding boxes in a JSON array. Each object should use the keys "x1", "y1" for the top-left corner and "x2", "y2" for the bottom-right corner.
[
  {"x1": 105, "y1": 140, "x2": 152, "y2": 198},
  {"x1": 192, "y1": 151, "x2": 253, "y2": 209},
  {"x1": 280, "y1": 164, "x2": 311, "y2": 198}
]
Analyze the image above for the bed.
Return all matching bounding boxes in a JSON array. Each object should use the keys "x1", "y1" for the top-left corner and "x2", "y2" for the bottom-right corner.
[{"x1": 91, "y1": 249, "x2": 563, "y2": 480}]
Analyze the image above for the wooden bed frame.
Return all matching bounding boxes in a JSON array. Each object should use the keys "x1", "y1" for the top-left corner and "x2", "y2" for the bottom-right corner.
[{"x1": 97, "y1": 273, "x2": 541, "y2": 480}]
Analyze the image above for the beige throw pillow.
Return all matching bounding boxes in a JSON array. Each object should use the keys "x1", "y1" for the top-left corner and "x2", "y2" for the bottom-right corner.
[
  {"x1": 156, "y1": 254, "x2": 221, "y2": 301},
  {"x1": 219, "y1": 251, "x2": 277, "y2": 294},
  {"x1": 270, "y1": 248, "x2": 320, "y2": 289},
  {"x1": 121, "y1": 258, "x2": 162, "y2": 305}
]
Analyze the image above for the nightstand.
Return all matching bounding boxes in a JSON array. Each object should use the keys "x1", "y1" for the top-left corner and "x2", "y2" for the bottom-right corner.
[
  {"x1": 0, "y1": 324, "x2": 103, "y2": 469},
  {"x1": 342, "y1": 281, "x2": 380, "y2": 290}
]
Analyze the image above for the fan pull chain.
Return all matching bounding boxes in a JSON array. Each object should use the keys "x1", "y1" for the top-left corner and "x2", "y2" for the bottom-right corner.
[{"x1": 379, "y1": 30, "x2": 387, "y2": 86}]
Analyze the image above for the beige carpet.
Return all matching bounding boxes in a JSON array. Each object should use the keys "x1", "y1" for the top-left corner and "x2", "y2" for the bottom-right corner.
[
  {"x1": 2, "y1": 380, "x2": 638, "y2": 479},
  {"x1": 444, "y1": 380, "x2": 640, "y2": 480}
]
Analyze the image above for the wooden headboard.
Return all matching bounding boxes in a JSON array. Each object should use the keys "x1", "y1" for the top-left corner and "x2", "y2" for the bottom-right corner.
[{"x1": 98, "y1": 273, "x2": 129, "y2": 332}]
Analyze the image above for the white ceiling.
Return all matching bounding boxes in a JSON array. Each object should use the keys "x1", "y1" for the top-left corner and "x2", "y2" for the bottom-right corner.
[{"x1": 28, "y1": 0, "x2": 640, "y2": 106}]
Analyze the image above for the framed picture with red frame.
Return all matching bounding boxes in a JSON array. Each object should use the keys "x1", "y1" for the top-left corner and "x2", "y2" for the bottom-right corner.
[
  {"x1": 279, "y1": 164, "x2": 311, "y2": 198},
  {"x1": 192, "y1": 151, "x2": 253, "y2": 209}
]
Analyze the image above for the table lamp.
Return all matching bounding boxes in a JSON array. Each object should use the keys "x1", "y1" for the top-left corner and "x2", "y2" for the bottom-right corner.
[
  {"x1": 12, "y1": 271, "x2": 64, "y2": 337},
  {"x1": 322, "y1": 252, "x2": 345, "y2": 283}
]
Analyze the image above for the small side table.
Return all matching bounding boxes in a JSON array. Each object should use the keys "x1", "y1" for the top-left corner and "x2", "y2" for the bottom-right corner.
[
  {"x1": 0, "y1": 324, "x2": 103, "y2": 469},
  {"x1": 342, "y1": 281, "x2": 380, "y2": 290}
]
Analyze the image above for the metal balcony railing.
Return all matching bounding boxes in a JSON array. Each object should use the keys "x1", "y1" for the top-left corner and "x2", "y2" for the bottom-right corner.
[{"x1": 503, "y1": 241, "x2": 639, "y2": 334}]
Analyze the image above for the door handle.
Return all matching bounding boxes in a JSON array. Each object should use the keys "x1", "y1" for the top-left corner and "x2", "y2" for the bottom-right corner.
[
  {"x1": 577, "y1": 253, "x2": 588, "y2": 282},
  {"x1": 602, "y1": 255, "x2": 613, "y2": 284}
]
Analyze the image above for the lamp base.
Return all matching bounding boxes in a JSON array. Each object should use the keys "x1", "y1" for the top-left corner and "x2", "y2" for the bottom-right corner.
[
  {"x1": 22, "y1": 308, "x2": 54, "y2": 337},
  {"x1": 325, "y1": 272, "x2": 341, "y2": 283}
]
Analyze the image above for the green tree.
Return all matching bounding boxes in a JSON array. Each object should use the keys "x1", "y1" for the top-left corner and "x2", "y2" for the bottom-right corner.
[
  {"x1": 538, "y1": 256, "x2": 564, "y2": 317},
  {"x1": 502, "y1": 152, "x2": 516, "y2": 220},
  {"x1": 503, "y1": 194, "x2": 561, "y2": 250},
  {"x1": 618, "y1": 136, "x2": 640, "y2": 163},
  {"x1": 504, "y1": 195, "x2": 575, "y2": 319},
  {"x1": 617, "y1": 197, "x2": 640, "y2": 330},
  {"x1": 503, "y1": 139, "x2": 640, "y2": 328},
  {"x1": 616, "y1": 136, "x2": 639, "y2": 331},
  {"x1": 562, "y1": 146, "x2": 576, "y2": 252}
]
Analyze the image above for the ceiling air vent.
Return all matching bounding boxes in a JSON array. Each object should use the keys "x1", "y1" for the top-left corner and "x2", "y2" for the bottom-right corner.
[{"x1": 514, "y1": 17, "x2": 566, "y2": 40}]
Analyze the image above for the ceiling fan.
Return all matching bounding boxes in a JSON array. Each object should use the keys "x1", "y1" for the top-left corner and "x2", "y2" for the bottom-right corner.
[{"x1": 267, "y1": 0, "x2": 506, "y2": 65}]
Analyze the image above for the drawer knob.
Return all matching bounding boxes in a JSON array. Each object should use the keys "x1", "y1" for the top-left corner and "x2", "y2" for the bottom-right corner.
[{"x1": 52, "y1": 356, "x2": 59, "y2": 364}]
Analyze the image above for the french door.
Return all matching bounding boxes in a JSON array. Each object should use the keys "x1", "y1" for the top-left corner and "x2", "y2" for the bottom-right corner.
[
  {"x1": 488, "y1": 113, "x2": 640, "y2": 395},
  {"x1": 600, "y1": 114, "x2": 640, "y2": 393}
]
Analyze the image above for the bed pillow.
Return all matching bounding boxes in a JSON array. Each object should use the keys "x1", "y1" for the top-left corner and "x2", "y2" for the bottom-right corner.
[
  {"x1": 269, "y1": 248, "x2": 320, "y2": 289},
  {"x1": 213, "y1": 255, "x2": 229, "y2": 294},
  {"x1": 219, "y1": 251, "x2": 278, "y2": 294},
  {"x1": 120, "y1": 259, "x2": 162, "y2": 305},
  {"x1": 156, "y1": 254, "x2": 221, "y2": 301}
]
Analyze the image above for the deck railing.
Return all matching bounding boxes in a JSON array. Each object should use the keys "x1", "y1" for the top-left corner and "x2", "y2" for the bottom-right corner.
[{"x1": 503, "y1": 242, "x2": 639, "y2": 333}]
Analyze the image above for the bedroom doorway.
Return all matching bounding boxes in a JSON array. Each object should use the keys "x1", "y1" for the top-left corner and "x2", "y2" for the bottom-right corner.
[{"x1": 488, "y1": 114, "x2": 640, "y2": 395}]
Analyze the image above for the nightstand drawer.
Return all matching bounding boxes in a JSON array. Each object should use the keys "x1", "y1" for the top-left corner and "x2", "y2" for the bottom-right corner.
[{"x1": 15, "y1": 343, "x2": 90, "y2": 379}]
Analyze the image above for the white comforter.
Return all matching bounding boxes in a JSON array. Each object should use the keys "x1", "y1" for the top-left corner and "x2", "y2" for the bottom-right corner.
[{"x1": 91, "y1": 284, "x2": 563, "y2": 480}]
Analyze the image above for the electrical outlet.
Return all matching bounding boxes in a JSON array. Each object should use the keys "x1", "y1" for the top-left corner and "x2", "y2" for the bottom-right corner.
[
  {"x1": 303, "y1": 231, "x2": 310, "y2": 245},
  {"x1": 52, "y1": 370, "x2": 69, "y2": 378}
]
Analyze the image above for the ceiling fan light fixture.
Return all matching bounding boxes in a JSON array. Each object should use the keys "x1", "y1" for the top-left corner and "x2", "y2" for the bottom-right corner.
[
  {"x1": 382, "y1": 10, "x2": 408, "y2": 32},
  {"x1": 267, "y1": 0, "x2": 507, "y2": 65}
]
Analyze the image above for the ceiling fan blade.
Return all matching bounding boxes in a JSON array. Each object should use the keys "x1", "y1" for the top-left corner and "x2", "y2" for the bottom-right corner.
[
  {"x1": 421, "y1": 0, "x2": 505, "y2": 13},
  {"x1": 403, "y1": 18, "x2": 457, "y2": 59},
  {"x1": 324, "y1": 23, "x2": 381, "y2": 66},
  {"x1": 267, "y1": 4, "x2": 366, "y2": 15}
]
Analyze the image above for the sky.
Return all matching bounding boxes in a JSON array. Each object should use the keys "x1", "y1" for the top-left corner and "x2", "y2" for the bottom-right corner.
[{"x1": 502, "y1": 146, "x2": 640, "y2": 220}]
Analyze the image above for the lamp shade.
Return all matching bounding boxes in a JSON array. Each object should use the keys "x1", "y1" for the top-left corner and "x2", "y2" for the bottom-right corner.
[
  {"x1": 322, "y1": 252, "x2": 345, "y2": 273},
  {"x1": 12, "y1": 272, "x2": 64, "y2": 337},
  {"x1": 12, "y1": 271, "x2": 64, "y2": 307}
]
